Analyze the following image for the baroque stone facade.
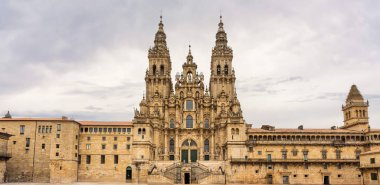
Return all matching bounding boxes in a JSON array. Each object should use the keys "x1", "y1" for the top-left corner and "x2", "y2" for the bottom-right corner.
[{"x1": 0, "y1": 17, "x2": 380, "y2": 184}]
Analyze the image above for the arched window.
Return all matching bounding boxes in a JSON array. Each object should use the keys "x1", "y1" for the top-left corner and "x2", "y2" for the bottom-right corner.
[
  {"x1": 363, "y1": 110, "x2": 366, "y2": 117},
  {"x1": 169, "y1": 139, "x2": 175, "y2": 153},
  {"x1": 249, "y1": 135, "x2": 253, "y2": 141},
  {"x1": 359, "y1": 110, "x2": 362, "y2": 117},
  {"x1": 217, "y1": 65, "x2": 221, "y2": 75},
  {"x1": 356, "y1": 110, "x2": 358, "y2": 117},
  {"x1": 186, "y1": 115, "x2": 193, "y2": 128},
  {"x1": 204, "y1": 119, "x2": 209, "y2": 129},
  {"x1": 152, "y1": 65, "x2": 157, "y2": 75},
  {"x1": 142, "y1": 128, "x2": 146, "y2": 135},
  {"x1": 204, "y1": 139, "x2": 209, "y2": 152},
  {"x1": 224, "y1": 64, "x2": 228, "y2": 75},
  {"x1": 180, "y1": 91, "x2": 184, "y2": 98},
  {"x1": 126, "y1": 166, "x2": 132, "y2": 180},
  {"x1": 138, "y1": 128, "x2": 141, "y2": 135},
  {"x1": 236, "y1": 128, "x2": 239, "y2": 135},
  {"x1": 231, "y1": 128, "x2": 235, "y2": 135},
  {"x1": 170, "y1": 119, "x2": 175, "y2": 128},
  {"x1": 187, "y1": 72, "x2": 193, "y2": 82},
  {"x1": 160, "y1": 65, "x2": 164, "y2": 75}
]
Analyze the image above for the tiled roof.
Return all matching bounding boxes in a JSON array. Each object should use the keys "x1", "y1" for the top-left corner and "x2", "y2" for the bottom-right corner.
[
  {"x1": 248, "y1": 128, "x2": 362, "y2": 134},
  {"x1": 0, "y1": 118, "x2": 75, "y2": 121},
  {"x1": 79, "y1": 121, "x2": 132, "y2": 126}
]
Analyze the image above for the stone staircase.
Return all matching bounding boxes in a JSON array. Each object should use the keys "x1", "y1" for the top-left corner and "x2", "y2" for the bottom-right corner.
[{"x1": 159, "y1": 162, "x2": 212, "y2": 184}]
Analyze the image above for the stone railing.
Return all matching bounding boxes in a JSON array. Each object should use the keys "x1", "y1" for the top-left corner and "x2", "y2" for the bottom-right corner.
[{"x1": 360, "y1": 164, "x2": 380, "y2": 168}]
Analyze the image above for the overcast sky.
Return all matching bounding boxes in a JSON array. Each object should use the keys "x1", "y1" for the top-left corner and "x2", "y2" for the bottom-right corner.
[{"x1": 1, "y1": 0, "x2": 380, "y2": 129}]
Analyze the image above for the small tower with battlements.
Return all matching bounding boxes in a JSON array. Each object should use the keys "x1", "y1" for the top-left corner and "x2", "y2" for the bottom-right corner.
[{"x1": 341, "y1": 85, "x2": 369, "y2": 132}]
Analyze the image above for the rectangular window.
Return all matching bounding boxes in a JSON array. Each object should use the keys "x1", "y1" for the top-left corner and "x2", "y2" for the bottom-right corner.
[
  {"x1": 87, "y1": 136, "x2": 91, "y2": 141},
  {"x1": 127, "y1": 128, "x2": 131, "y2": 133},
  {"x1": 114, "y1": 155, "x2": 119, "y2": 164},
  {"x1": 282, "y1": 151, "x2": 287, "y2": 159},
  {"x1": 292, "y1": 150, "x2": 298, "y2": 156},
  {"x1": 42, "y1": 143, "x2": 45, "y2": 149},
  {"x1": 267, "y1": 154, "x2": 272, "y2": 161},
  {"x1": 303, "y1": 151, "x2": 309, "y2": 161},
  {"x1": 56, "y1": 134, "x2": 60, "y2": 138},
  {"x1": 99, "y1": 128, "x2": 102, "y2": 133},
  {"x1": 85, "y1": 128, "x2": 88, "y2": 132},
  {"x1": 86, "y1": 155, "x2": 91, "y2": 164},
  {"x1": 86, "y1": 144, "x2": 91, "y2": 150},
  {"x1": 371, "y1": 173, "x2": 378, "y2": 180},
  {"x1": 170, "y1": 155, "x2": 175, "y2": 161},
  {"x1": 101, "y1": 155, "x2": 105, "y2": 164},
  {"x1": 38, "y1": 126, "x2": 41, "y2": 133},
  {"x1": 127, "y1": 137, "x2": 131, "y2": 141},
  {"x1": 56, "y1": 152, "x2": 59, "y2": 156},
  {"x1": 75, "y1": 145, "x2": 78, "y2": 149},
  {"x1": 122, "y1": 128, "x2": 126, "y2": 133},
  {"x1": 89, "y1": 128, "x2": 93, "y2": 133},
  {"x1": 102, "y1": 136, "x2": 106, "y2": 141},
  {"x1": 186, "y1": 100, "x2": 193, "y2": 110},
  {"x1": 322, "y1": 151, "x2": 327, "y2": 159},
  {"x1": 75, "y1": 153, "x2": 77, "y2": 157},
  {"x1": 114, "y1": 136, "x2": 117, "y2": 141},
  {"x1": 94, "y1": 128, "x2": 98, "y2": 132},
  {"x1": 26, "y1": 138, "x2": 30, "y2": 147},
  {"x1": 108, "y1": 128, "x2": 112, "y2": 133},
  {"x1": 78, "y1": 155, "x2": 81, "y2": 164},
  {"x1": 57, "y1": 124, "x2": 61, "y2": 131},
  {"x1": 258, "y1": 151, "x2": 262, "y2": 155},
  {"x1": 336, "y1": 150, "x2": 341, "y2": 159},
  {"x1": 56, "y1": 144, "x2": 60, "y2": 148},
  {"x1": 102, "y1": 144, "x2": 106, "y2": 150},
  {"x1": 113, "y1": 144, "x2": 117, "y2": 150},
  {"x1": 371, "y1": 158, "x2": 376, "y2": 164},
  {"x1": 80, "y1": 128, "x2": 83, "y2": 132},
  {"x1": 113, "y1": 128, "x2": 117, "y2": 132},
  {"x1": 103, "y1": 128, "x2": 107, "y2": 132},
  {"x1": 20, "y1": 125, "x2": 25, "y2": 135},
  {"x1": 204, "y1": 155, "x2": 209, "y2": 161},
  {"x1": 127, "y1": 144, "x2": 130, "y2": 150},
  {"x1": 118, "y1": 128, "x2": 121, "y2": 133}
]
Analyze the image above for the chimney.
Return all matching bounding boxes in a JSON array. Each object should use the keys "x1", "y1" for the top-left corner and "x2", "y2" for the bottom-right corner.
[
  {"x1": 331, "y1": 126, "x2": 337, "y2": 130},
  {"x1": 62, "y1": 116, "x2": 68, "y2": 120},
  {"x1": 298, "y1": 125, "x2": 303, "y2": 130}
]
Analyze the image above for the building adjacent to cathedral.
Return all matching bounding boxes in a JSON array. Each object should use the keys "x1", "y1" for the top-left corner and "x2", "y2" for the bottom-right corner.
[{"x1": 0, "y1": 17, "x2": 379, "y2": 185}]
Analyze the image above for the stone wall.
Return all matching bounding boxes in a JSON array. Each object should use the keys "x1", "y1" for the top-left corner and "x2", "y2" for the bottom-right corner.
[{"x1": 0, "y1": 119, "x2": 79, "y2": 183}]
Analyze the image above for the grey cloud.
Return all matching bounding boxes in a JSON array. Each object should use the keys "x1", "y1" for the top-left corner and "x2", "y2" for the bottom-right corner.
[{"x1": 1, "y1": 0, "x2": 380, "y2": 128}]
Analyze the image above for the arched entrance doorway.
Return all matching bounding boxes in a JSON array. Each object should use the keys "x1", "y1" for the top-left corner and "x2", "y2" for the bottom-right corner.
[
  {"x1": 181, "y1": 139, "x2": 197, "y2": 163},
  {"x1": 126, "y1": 166, "x2": 132, "y2": 181}
]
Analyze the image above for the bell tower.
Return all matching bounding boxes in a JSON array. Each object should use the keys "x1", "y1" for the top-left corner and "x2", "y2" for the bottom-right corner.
[
  {"x1": 341, "y1": 84, "x2": 369, "y2": 132},
  {"x1": 145, "y1": 16, "x2": 173, "y2": 99},
  {"x1": 209, "y1": 16, "x2": 236, "y2": 99}
]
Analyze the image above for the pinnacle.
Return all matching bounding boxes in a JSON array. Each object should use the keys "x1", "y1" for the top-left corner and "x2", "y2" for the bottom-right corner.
[{"x1": 346, "y1": 84, "x2": 364, "y2": 102}]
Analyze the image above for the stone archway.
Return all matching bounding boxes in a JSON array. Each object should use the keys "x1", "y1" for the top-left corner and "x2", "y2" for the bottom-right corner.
[{"x1": 181, "y1": 139, "x2": 198, "y2": 163}]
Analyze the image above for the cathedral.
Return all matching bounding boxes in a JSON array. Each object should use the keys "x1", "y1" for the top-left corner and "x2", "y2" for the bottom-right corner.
[{"x1": 0, "y1": 16, "x2": 379, "y2": 185}]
